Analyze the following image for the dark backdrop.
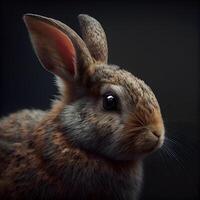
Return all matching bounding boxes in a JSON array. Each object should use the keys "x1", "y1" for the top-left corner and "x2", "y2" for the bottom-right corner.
[{"x1": 0, "y1": 0, "x2": 199, "y2": 199}]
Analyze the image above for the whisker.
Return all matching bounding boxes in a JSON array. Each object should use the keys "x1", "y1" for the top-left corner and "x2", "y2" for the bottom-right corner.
[
  {"x1": 160, "y1": 136, "x2": 199, "y2": 197},
  {"x1": 161, "y1": 142, "x2": 185, "y2": 172},
  {"x1": 164, "y1": 137, "x2": 197, "y2": 162},
  {"x1": 158, "y1": 149, "x2": 171, "y2": 171}
]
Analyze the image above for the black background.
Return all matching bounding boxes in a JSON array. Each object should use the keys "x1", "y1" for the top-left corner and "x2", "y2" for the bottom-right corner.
[{"x1": 0, "y1": 0, "x2": 199, "y2": 199}]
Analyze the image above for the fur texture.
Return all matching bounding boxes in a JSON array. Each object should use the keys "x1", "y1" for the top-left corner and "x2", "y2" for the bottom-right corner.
[{"x1": 0, "y1": 14, "x2": 165, "y2": 200}]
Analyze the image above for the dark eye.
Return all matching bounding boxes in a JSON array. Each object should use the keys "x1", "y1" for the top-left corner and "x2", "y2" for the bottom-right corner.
[{"x1": 103, "y1": 93, "x2": 118, "y2": 111}]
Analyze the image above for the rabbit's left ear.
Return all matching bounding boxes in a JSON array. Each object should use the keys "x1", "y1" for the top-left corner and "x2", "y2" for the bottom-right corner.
[{"x1": 78, "y1": 14, "x2": 108, "y2": 64}]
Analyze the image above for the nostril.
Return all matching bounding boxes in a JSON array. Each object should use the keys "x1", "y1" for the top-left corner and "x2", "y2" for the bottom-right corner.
[{"x1": 151, "y1": 131, "x2": 160, "y2": 138}]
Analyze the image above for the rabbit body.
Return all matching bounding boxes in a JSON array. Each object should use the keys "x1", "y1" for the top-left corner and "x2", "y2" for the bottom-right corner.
[
  {"x1": 0, "y1": 14, "x2": 164, "y2": 200},
  {"x1": 0, "y1": 106, "x2": 142, "y2": 200}
]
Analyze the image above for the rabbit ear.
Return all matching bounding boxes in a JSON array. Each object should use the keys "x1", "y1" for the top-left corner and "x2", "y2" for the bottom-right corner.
[
  {"x1": 23, "y1": 14, "x2": 93, "y2": 81},
  {"x1": 78, "y1": 14, "x2": 108, "y2": 64}
]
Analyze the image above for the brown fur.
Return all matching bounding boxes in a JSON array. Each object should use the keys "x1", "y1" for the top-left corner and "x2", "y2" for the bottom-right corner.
[
  {"x1": 0, "y1": 104, "x2": 140, "y2": 200},
  {"x1": 0, "y1": 14, "x2": 164, "y2": 200}
]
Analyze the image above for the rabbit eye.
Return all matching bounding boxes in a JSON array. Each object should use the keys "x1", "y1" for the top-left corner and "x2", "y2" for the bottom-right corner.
[{"x1": 103, "y1": 93, "x2": 118, "y2": 111}]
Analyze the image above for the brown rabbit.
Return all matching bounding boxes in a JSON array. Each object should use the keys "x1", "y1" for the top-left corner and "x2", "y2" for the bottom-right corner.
[{"x1": 0, "y1": 14, "x2": 165, "y2": 200}]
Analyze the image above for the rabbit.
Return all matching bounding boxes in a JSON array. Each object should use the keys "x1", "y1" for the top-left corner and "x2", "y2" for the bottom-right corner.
[{"x1": 0, "y1": 13, "x2": 165, "y2": 200}]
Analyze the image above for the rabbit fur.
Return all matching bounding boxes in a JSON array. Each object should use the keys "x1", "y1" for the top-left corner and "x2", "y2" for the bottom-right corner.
[{"x1": 0, "y1": 14, "x2": 165, "y2": 200}]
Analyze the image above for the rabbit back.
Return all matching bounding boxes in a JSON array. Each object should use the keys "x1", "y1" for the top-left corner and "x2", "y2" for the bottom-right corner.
[
  {"x1": 0, "y1": 109, "x2": 47, "y2": 196},
  {"x1": 0, "y1": 109, "x2": 46, "y2": 161}
]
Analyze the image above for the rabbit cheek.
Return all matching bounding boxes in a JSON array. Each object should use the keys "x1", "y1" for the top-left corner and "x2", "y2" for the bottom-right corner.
[
  {"x1": 117, "y1": 128, "x2": 158, "y2": 160},
  {"x1": 120, "y1": 109, "x2": 165, "y2": 158}
]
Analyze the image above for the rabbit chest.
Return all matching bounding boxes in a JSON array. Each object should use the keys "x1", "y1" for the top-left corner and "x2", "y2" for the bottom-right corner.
[{"x1": 0, "y1": 109, "x2": 143, "y2": 200}]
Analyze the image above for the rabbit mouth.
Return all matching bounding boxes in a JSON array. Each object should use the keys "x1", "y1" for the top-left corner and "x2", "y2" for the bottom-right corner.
[
  {"x1": 144, "y1": 133, "x2": 164, "y2": 154},
  {"x1": 114, "y1": 127, "x2": 165, "y2": 161},
  {"x1": 136, "y1": 130, "x2": 165, "y2": 156}
]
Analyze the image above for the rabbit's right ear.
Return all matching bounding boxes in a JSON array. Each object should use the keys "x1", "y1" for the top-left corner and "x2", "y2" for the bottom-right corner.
[
  {"x1": 78, "y1": 14, "x2": 108, "y2": 64},
  {"x1": 23, "y1": 14, "x2": 93, "y2": 81}
]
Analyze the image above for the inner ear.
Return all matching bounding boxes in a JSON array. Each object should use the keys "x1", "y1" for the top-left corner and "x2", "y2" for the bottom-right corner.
[{"x1": 24, "y1": 15, "x2": 77, "y2": 80}]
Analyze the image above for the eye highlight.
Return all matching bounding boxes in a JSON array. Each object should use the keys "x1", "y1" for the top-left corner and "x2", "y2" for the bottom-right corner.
[{"x1": 103, "y1": 93, "x2": 118, "y2": 111}]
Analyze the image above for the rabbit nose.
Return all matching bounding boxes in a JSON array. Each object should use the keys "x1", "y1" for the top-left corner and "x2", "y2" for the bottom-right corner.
[
  {"x1": 151, "y1": 129, "x2": 165, "y2": 148},
  {"x1": 150, "y1": 128, "x2": 165, "y2": 138},
  {"x1": 151, "y1": 130, "x2": 161, "y2": 138}
]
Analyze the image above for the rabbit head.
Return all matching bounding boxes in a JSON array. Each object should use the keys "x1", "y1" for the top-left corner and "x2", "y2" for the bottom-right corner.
[{"x1": 24, "y1": 14, "x2": 165, "y2": 161}]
